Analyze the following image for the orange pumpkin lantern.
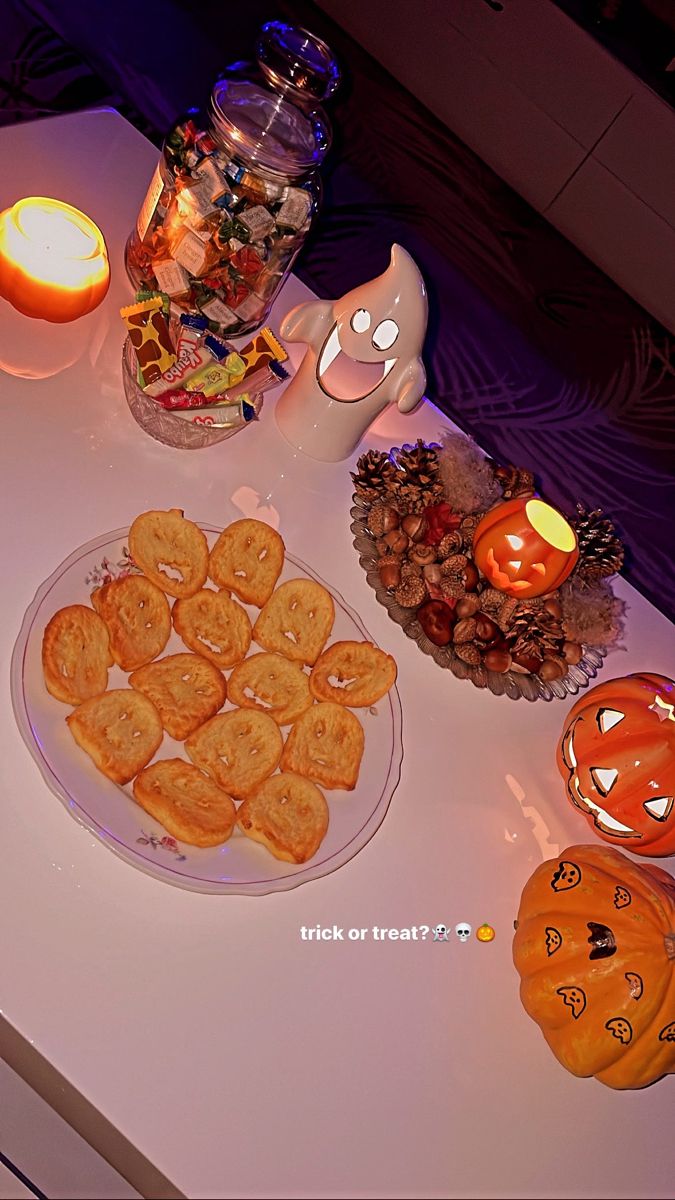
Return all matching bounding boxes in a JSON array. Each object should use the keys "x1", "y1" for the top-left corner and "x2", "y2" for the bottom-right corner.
[
  {"x1": 513, "y1": 845, "x2": 675, "y2": 1089},
  {"x1": 472, "y1": 497, "x2": 578, "y2": 598},
  {"x1": 557, "y1": 674, "x2": 675, "y2": 857}
]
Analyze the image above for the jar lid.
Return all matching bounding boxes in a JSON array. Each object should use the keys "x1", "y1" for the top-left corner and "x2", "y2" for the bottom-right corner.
[{"x1": 256, "y1": 22, "x2": 341, "y2": 102}]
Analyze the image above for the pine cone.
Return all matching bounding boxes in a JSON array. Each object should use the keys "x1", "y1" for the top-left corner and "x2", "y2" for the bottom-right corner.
[
  {"x1": 388, "y1": 441, "x2": 445, "y2": 514},
  {"x1": 571, "y1": 504, "x2": 625, "y2": 580},
  {"x1": 352, "y1": 450, "x2": 397, "y2": 502},
  {"x1": 507, "y1": 605, "x2": 564, "y2": 660},
  {"x1": 493, "y1": 464, "x2": 536, "y2": 499}
]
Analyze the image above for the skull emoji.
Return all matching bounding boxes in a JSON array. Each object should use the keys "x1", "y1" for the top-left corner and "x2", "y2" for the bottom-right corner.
[
  {"x1": 455, "y1": 922, "x2": 472, "y2": 942},
  {"x1": 432, "y1": 924, "x2": 449, "y2": 942}
]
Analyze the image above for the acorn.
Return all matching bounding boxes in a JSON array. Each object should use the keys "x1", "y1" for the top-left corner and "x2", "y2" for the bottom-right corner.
[
  {"x1": 368, "y1": 503, "x2": 400, "y2": 537},
  {"x1": 563, "y1": 640, "x2": 583, "y2": 665},
  {"x1": 379, "y1": 559, "x2": 402, "y2": 590},
  {"x1": 423, "y1": 563, "x2": 442, "y2": 585},
  {"x1": 539, "y1": 656, "x2": 567, "y2": 682},
  {"x1": 383, "y1": 529, "x2": 409, "y2": 555},
  {"x1": 401, "y1": 513, "x2": 428, "y2": 543},
  {"x1": 543, "y1": 597, "x2": 563, "y2": 621},
  {"x1": 455, "y1": 594, "x2": 480, "y2": 619},
  {"x1": 410, "y1": 544, "x2": 437, "y2": 567}
]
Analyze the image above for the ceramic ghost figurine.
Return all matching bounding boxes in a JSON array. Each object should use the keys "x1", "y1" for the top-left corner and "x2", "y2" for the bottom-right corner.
[{"x1": 274, "y1": 244, "x2": 428, "y2": 461}]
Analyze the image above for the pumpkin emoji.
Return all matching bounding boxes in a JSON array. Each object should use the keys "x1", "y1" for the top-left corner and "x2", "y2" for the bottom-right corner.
[
  {"x1": 557, "y1": 673, "x2": 675, "y2": 857},
  {"x1": 513, "y1": 844, "x2": 675, "y2": 1089},
  {"x1": 472, "y1": 497, "x2": 578, "y2": 599}
]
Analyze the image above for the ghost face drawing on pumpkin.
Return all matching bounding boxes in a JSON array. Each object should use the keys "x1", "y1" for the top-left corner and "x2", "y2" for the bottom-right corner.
[{"x1": 557, "y1": 674, "x2": 675, "y2": 854}]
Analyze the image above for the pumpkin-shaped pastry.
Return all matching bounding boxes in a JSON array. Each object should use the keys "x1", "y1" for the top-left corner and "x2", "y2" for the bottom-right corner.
[
  {"x1": 472, "y1": 497, "x2": 578, "y2": 599},
  {"x1": 513, "y1": 845, "x2": 675, "y2": 1089},
  {"x1": 557, "y1": 674, "x2": 675, "y2": 857}
]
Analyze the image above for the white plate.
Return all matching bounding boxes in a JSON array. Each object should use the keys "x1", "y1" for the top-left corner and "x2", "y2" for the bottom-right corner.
[{"x1": 11, "y1": 526, "x2": 403, "y2": 895}]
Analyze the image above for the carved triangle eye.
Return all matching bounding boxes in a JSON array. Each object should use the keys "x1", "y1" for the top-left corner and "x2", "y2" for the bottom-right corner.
[
  {"x1": 590, "y1": 767, "x2": 618, "y2": 796},
  {"x1": 643, "y1": 796, "x2": 673, "y2": 822},
  {"x1": 597, "y1": 708, "x2": 625, "y2": 734}
]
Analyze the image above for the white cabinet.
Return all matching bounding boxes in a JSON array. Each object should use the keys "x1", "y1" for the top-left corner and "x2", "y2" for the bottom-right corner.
[
  {"x1": 316, "y1": 0, "x2": 675, "y2": 332},
  {"x1": 546, "y1": 153, "x2": 675, "y2": 331}
]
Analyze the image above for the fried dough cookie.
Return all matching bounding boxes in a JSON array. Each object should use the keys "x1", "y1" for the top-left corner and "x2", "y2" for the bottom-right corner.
[
  {"x1": 237, "y1": 773, "x2": 329, "y2": 863},
  {"x1": 133, "y1": 759, "x2": 236, "y2": 847},
  {"x1": 91, "y1": 574, "x2": 171, "y2": 671},
  {"x1": 309, "y1": 640, "x2": 397, "y2": 707},
  {"x1": 227, "y1": 652, "x2": 312, "y2": 726},
  {"x1": 129, "y1": 653, "x2": 226, "y2": 741},
  {"x1": 42, "y1": 604, "x2": 112, "y2": 705},
  {"x1": 252, "y1": 578, "x2": 334, "y2": 666},
  {"x1": 185, "y1": 708, "x2": 282, "y2": 800},
  {"x1": 173, "y1": 588, "x2": 252, "y2": 669},
  {"x1": 66, "y1": 689, "x2": 163, "y2": 785},
  {"x1": 281, "y1": 701, "x2": 364, "y2": 791},
  {"x1": 128, "y1": 508, "x2": 208, "y2": 599},
  {"x1": 209, "y1": 518, "x2": 284, "y2": 607}
]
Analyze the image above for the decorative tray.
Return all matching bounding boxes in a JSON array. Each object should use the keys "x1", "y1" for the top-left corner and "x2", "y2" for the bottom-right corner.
[{"x1": 350, "y1": 438, "x2": 626, "y2": 702}]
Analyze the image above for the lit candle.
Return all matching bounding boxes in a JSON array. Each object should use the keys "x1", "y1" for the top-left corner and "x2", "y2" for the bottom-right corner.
[{"x1": 0, "y1": 196, "x2": 109, "y2": 322}]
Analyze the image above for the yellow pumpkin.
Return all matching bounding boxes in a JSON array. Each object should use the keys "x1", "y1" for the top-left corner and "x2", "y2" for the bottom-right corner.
[{"x1": 513, "y1": 844, "x2": 675, "y2": 1089}]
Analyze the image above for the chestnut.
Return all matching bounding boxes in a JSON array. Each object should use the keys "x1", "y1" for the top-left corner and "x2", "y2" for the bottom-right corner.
[
  {"x1": 417, "y1": 599, "x2": 455, "y2": 647},
  {"x1": 474, "y1": 613, "x2": 500, "y2": 648},
  {"x1": 484, "y1": 648, "x2": 512, "y2": 674},
  {"x1": 462, "y1": 560, "x2": 480, "y2": 592},
  {"x1": 510, "y1": 649, "x2": 543, "y2": 675}
]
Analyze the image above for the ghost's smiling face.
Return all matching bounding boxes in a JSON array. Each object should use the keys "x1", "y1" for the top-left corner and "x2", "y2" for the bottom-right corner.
[{"x1": 316, "y1": 306, "x2": 399, "y2": 402}]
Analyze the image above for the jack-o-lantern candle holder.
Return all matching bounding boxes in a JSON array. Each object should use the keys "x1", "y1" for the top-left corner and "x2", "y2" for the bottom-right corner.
[
  {"x1": 557, "y1": 674, "x2": 675, "y2": 857},
  {"x1": 472, "y1": 497, "x2": 578, "y2": 599},
  {"x1": 513, "y1": 844, "x2": 675, "y2": 1090}
]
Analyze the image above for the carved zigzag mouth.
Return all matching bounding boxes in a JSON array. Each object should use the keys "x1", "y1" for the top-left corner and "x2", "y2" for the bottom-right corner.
[{"x1": 316, "y1": 324, "x2": 397, "y2": 402}]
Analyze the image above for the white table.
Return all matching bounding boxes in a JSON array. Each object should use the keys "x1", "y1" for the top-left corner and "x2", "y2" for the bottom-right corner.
[{"x1": 1, "y1": 110, "x2": 673, "y2": 1200}]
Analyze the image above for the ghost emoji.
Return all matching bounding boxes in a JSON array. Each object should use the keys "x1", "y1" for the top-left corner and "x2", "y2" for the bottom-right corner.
[{"x1": 274, "y1": 244, "x2": 428, "y2": 461}]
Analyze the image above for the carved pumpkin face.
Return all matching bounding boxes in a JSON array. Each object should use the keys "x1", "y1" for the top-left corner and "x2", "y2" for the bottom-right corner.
[
  {"x1": 557, "y1": 674, "x2": 675, "y2": 857},
  {"x1": 472, "y1": 497, "x2": 578, "y2": 598},
  {"x1": 513, "y1": 844, "x2": 675, "y2": 1089}
]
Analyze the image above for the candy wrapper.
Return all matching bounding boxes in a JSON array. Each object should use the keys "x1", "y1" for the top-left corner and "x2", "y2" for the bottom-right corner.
[
  {"x1": 173, "y1": 397, "x2": 257, "y2": 426},
  {"x1": 121, "y1": 296, "x2": 176, "y2": 387}
]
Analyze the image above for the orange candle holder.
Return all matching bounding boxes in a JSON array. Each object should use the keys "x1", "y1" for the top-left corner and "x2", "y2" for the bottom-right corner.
[
  {"x1": 0, "y1": 196, "x2": 109, "y2": 323},
  {"x1": 473, "y1": 497, "x2": 579, "y2": 598}
]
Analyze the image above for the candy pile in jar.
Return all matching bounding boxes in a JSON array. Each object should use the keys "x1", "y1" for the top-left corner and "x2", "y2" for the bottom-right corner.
[
  {"x1": 127, "y1": 116, "x2": 314, "y2": 337},
  {"x1": 120, "y1": 290, "x2": 288, "y2": 428}
]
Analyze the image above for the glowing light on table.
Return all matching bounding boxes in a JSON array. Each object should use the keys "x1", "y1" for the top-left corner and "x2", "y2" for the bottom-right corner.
[{"x1": 0, "y1": 197, "x2": 109, "y2": 322}]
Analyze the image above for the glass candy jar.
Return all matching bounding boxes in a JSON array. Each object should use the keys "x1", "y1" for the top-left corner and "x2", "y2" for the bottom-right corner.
[{"x1": 125, "y1": 22, "x2": 340, "y2": 338}]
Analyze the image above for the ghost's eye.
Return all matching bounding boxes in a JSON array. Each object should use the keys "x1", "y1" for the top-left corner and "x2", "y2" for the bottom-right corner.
[
  {"x1": 372, "y1": 319, "x2": 399, "y2": 350},
  {"x1": 350, "y1": 308, "x2": 370, "y2": 333}
]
